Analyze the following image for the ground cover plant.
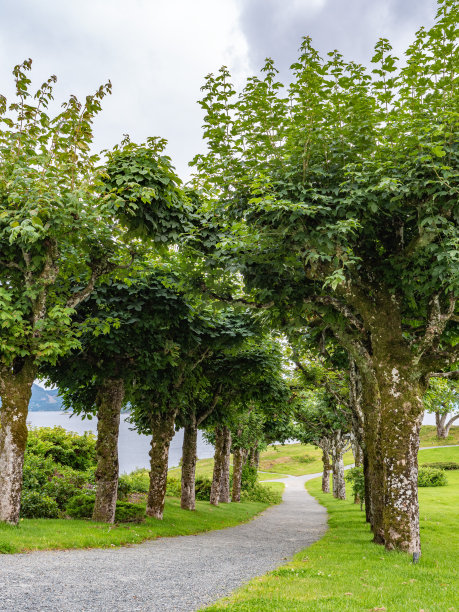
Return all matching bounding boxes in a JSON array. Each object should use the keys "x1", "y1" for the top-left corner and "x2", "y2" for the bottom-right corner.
[{"x1": 204, "y1": 447, "x2": 459, "y2": 611}]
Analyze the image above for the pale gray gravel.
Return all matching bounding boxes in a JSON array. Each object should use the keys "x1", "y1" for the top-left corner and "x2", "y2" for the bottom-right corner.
[{"x1": 0, "y1": 472, "x2": 327, "y2": 612}]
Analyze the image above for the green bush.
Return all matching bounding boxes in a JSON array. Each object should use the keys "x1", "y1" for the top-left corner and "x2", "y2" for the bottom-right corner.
[
  {"x1": 418, "y1": 467, "x2": 448, "y2": 487},
  {"x1": 65, "y1": 493, "x2": 96, "y2": 519},
  {"x1": 118, "y1": 469, "x2": 150, "y2": 500},
  {"x1": 43, "y1": 467, "x2": 91, "y2": 509},
  {"x1": 241, "y1": 483, "x2": 282, "y2": 505},
  {"x1": 241, "y1": 464, "x2": 258, "y2": 490},
  {"x1": 65, "y1": 494, "x2": 145, "y2": 523},
  {"x1": 20, "y1": 491, "x2": 59, "y2": 518},
  {"x1": 421, "y1": 461, "x2": 459, "y2": 471},
  {"x1": 27, "y1": 426, "x2": 96, "y2": 471},
  {"x1": 195, "y1": 477, "x2": 212, "y2": 501},
  {"x1": 22, "y1": 453, "x2": 56, "y2": 490},
  {"x1": 345, "y1": 467, "x2": 365, "y2": 508},
  {"x1": 114, "y1": 502, "x2": 145, "y2": 523}
]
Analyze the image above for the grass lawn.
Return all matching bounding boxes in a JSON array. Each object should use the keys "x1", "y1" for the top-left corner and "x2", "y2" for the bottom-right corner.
[
  {"x1": 419, "y1": 425, "x2": 459, "y2": 447},
  {"x1": 258, "y1": 443, "x2": 354, "y2": 476},
  {"x1": 0, "y1": 497, "x2": 272, "y2": 555},
  {"x1": 204, "y1": 446, "x2": 459, "y2": 611}
]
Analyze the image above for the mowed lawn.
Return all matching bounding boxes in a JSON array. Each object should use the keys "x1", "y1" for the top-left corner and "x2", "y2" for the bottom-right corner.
[
  {"x1": 0, "y1": 497, "x2": 271, "y2": 554},
  {"x1": 204, "y1": 446, "x2": 459, "y2": 611}
]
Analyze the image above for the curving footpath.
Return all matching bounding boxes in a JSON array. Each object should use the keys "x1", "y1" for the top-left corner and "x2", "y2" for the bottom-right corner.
[{"x1": 0, "y1": 473, "x2": 327, "y2": 612}]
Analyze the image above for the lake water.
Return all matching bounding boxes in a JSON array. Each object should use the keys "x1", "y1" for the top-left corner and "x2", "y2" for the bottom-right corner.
[{"x1": 26, "y1": 412, "x2": 215, "y2": 475}]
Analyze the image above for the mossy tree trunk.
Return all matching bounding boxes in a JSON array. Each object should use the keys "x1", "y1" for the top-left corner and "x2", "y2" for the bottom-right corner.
[
  {"x1": 378, "y1": 370, "x2": 424, "y2": 554},
  {"x1": 0, "y1": 360, "x2": 36, "y2": 524},
  {"x1": 92, "y1": 378, "x2": 125, "y2": 523},
  {"x1": 232, "y1": 447, "x2": 247, "y2": 502},
  {"x1": 146, "y1": 409, "x2": 177, "y2": 520},
  {"x1": 219, "y1": 426, "x2": 232, "y2": 503},
  {"x1": 329, "y1": 430, "x2": 349, "y2": 500},
  {"x1": 210, "y1": 426, "x2": 224, "y2": 506},
  {"x1": 321, "y1": 448, "x2": 331, "y2": 494},
  {"x1": 180, "y1": 416, "x2": 197, "y2": 511}
]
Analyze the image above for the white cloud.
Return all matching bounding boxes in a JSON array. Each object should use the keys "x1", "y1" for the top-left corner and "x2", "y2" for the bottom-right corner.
[{"x1": 0, "y1": 0, "x2": 250, "y2": 179}]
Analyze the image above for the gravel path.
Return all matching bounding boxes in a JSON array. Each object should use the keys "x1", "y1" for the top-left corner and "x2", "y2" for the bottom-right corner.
[{"x1": 0, "y1": 473, "x2": 327, "y2": 612}]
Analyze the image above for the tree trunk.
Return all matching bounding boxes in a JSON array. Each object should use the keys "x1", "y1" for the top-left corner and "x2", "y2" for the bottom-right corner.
[
  {"x1": 210, "y1": 427, "x2": 224, "y2": 506},
  {"x1": 92, "y1": 379, "x2": 124, "y2": 523},
  {"x1": 435, "y1": 412, "x2": 448, "y2": 439},
  {"x1": 0, "y1": 360, "x2": 37, "y2": 525},
  {"x1": 0, "y1": 360, "x2": 36, "y2": 524},
  {"x1": 379, "y1": 377, "x2": 423, "y2": 554},
  {"x1": 363, "y1": 449, "x2": 371, "y2": 523},
  {"x1": 232, "y1": 447, "x2": 245, "y2": 502},
  {"x1": 219, "y1": 426, "x2": 232, "y2": 503},
  {"x1": 248, "y1": 442, "x2": 259, "y2": 469},
  {"x1": 180, "y1": 417, "x2": 197, "y2": 511},
  {"x1": 331, "y1": 454, "x2": 346, "y2": 500},
  {"x1": 321, "y1": 448, "x2": 330, "y2": 494},
  {"x1": 146, "y1": 409, "x2": 177, "y2": 520}
]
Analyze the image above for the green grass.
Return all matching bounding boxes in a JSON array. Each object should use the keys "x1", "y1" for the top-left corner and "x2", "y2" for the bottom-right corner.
[
  {"x1": 258, "y1": 443, "x2": 354, "y2": 476},
  {"x1": 259, "y1": 481, "x2": 285, "y2": 494},
  {"x1": 0, "y1": 497, "x2": 271, "y2": 554},
  {"x1": 204, "y1": 446, "x2": 459, "y2": 611},
  {"x1": 419, "y1": 425, "x2": 459, "y2": 447}
]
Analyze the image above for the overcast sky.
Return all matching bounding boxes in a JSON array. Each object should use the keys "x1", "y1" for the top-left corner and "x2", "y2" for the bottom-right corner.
[{"x1": 0, "y1": 0, "x2": 438, "y2": 181}]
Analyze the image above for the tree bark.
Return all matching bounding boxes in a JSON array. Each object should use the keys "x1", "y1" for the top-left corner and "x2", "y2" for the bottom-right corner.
[
  {"x1": 180, "y1": 417, "x2": 197, "y2": 511},
  {"x1": 210, "y1": 427, "x2": 224, "y2": 506},
  {"x1": 219, "y1": 426, "x2": 232, "y2": 503},
  {"x1": 331, "y1": 452, "x2": 346, "y2": 500},
  {"x1": 146, "y1": 409, "x2": 177, "y2": 520},
  {"x1": 0, "y1": 360, "x2": 36, "y2": 524},
  {"x1": 232, "y1": 447, "x2": 247, "y2": 502},
  {"x1": 378, "y1": 375, "x2": 424, "y2": 554},
  {"x1": 92, "y1": 378, "x2": 124, "y2": 523},
  {"x1": 321, "y1": 449, "x2": 330, "y2": 494}
]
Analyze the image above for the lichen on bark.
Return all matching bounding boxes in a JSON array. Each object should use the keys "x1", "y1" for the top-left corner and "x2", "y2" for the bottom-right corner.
[{"x1": 92, "y1": 378, "x2": 124, "y2": 523}]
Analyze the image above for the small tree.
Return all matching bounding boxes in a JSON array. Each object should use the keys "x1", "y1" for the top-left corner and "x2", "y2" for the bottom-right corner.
[{"x1": 424, "y1": 377, "x2": 459, "y2": 439}]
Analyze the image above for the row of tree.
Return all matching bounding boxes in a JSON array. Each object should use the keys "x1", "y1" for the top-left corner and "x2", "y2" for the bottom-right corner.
[{"x1": 0, "y1": 0, "x2": 457, "y2": 558}]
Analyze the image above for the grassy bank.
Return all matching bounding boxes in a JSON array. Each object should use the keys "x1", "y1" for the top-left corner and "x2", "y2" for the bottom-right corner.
[
  {"x1": 0, "y1": 497, "x2": 274, "y2": 554},
  {"x1": 205, "y1": 446, "x2": 459, "y2": 611}
]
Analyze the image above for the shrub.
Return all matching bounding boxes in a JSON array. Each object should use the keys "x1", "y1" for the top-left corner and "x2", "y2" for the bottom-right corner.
[
  {"x1": 43, "y1": 466, "x2": 90, "y2": 509},
  {"x1": 418, "y1": 467, "x2": 448, "y2": 487},
  {"x1": 345, "y1": 467, "x2": 365, "y2": 509},
  {"x1": 65, "y1": 494, "x2": 96, "y2": 519},
  {"x1": 65, "y1": 494, "x2": 145, "y2": 523},
  {"x1": 22, "y1": 453, "x2": 56, "y2": 491},
  {"x1": 195, "y1": 477, "x2": 212, "y2": 501},
  {"x1": 241, "y1": 483, "x2": 282, "y2": 505},
  {"x1": 20, "y1": 491, "x2": 59, "y2": 519},
  {"x1": 241, "y1": 465, "x2": 258, "y2": 490},
  {"x1": 118, "y1": 470, "x2": 150, "y2": 500},
  {"x1": 27, "y1": 426, "x2": 96, "y2": 471},
  {"x1": 114, "y1": 502, "x2": 145, "y2": 523},
  {"x1": 421, "y1": 461, "x2": 459, "y2": 471}
]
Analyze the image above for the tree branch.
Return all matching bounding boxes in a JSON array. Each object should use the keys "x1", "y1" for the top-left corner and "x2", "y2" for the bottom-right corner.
[{"x1": 416, "y1": 293, "x2": 456, "y2": 361}]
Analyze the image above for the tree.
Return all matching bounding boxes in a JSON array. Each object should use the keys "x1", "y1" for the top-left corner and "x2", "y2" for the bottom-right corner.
[
  {"x1": 0, "y1": 61, "x2": 115, "y2": 524},
  {"x1": 43, "y1": 271, "x2": 193, "y2": 522},
  {"x1": 424, "y1": 377, "x2": 459, "y2": 439},
  {"x1": 191, "y1": 0, "x2": 459, "y2": 553}
]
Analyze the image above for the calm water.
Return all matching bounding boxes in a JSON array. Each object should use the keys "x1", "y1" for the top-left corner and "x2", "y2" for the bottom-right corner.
[{"x1": 26, "y1": 412, "x2": 214, "y2": 475}]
